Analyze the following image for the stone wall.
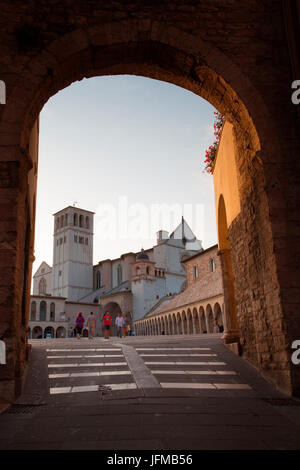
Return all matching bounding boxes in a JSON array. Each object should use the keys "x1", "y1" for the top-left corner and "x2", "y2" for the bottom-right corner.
[{"x1": 184, "y1": 245, "x2": 220, "y2": 291}]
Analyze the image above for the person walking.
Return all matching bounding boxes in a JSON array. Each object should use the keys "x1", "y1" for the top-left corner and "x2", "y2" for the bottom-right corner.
[
  {"x1": 115, "y1": 312, "x2": 123, "y2": 338},
  {"x1": 103, "y1": 311, "x2": 112, "y2": 339},
  {"x1": 122, "y1": 313, "x2": 128, "y2": 338},
  {"x1": 213, "y1": 320, "x2": 220, "y2": 333},
  {"x1": 87, "y1": 311, "x2": 96, "y2": 339},
  {"x1": 75, "y1": 312, "x2": 85, "y2": 340}
]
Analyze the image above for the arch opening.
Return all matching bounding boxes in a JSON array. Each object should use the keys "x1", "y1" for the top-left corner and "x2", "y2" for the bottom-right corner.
[{"x1": 2, "y1": 17, "x2": 296, "y2": 400}]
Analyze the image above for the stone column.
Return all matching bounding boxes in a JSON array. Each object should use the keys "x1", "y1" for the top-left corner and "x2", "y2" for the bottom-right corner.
[
  {"x1": 218, "y1": 249, "x2": 240, "y2": 343},
  {"x1": 0, "y1": 152, "x2": 35, "y2": 402}
]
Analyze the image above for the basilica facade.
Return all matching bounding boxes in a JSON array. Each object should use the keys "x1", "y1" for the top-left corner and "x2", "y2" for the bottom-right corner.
[{"x1": 30, "y1": 207, "x2": 204, "y2": 337}]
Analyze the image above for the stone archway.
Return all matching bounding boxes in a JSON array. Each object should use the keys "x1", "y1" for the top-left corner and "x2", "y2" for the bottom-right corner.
[
  {"x1": 0, "y1": 6, "x2": 299, "y2": 400},
  {"x1": 213, "y1": 302, "x2": 224, "y2": 333},
  {"x1": 193, "y1": 308, "x2": 200, "y2": 334},
  {"x1": 172, "y1": 314, "x2": 177, "y2": 335},
  {"x1": 199, "y1": 307, "x2": 206, "y2": 334},
  {"x1": 181, "y1": 311, "x2": 187, "y2": 335},
  {"x1": 44, "y1": 326, "x2": 54, "y2": 339},
  {"x1": 206, "y1": 305, "x2": 214, "y2": 334},
  {"x1": 176, "y1": 313, "x2": 182, "y2": 335},
  {"x1": 187, "y1": 309, "x2": 193, "y2": 335},
  {"x1": 32, "y1": 326, "x2": 43, "y2": 339},
  {"x1": 56, "y1": 327, "x2": 66, "y2": 338},
  {"x1": 102, "y1": 302, "x2": 122, "y2": 337},
  {"x1": 168, "y1": 314, "x2": 172, "y2": 335}
]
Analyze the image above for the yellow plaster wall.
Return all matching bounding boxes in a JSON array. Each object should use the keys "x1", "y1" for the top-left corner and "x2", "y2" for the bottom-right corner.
[{"x1": 212, "y1": 120, "x2": 241, "y2": 240}]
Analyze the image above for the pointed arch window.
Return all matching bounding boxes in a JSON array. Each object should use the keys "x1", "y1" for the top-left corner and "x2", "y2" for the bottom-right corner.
[
  {"x1": 30, "y1": 301, "x2": 36, "y2": 321},
  {"x1": 38, "y1": 277, "x2": 47, "y2": 295},
  {"x1": 50, "y1": 302, "x2": 55, "y2": 322},
  {"x1": 40, "y1": 301, "x2": 46, "y2": 321}
]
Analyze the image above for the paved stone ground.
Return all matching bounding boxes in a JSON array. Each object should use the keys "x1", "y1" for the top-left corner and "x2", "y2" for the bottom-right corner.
[{"x1": 0, "y1": 334, "x2": 300, "y2": 451}]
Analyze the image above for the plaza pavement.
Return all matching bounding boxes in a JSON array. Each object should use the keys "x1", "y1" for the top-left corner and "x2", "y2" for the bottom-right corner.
[{"x1": 0, "y1": 334, "x2": 300, "y2": 451}]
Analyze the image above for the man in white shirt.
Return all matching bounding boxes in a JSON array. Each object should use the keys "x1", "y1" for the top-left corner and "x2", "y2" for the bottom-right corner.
[
  {"x1": 115, "y1": 312, "x2": 123, "y2": 338},
  {"x1": 87, "y1": 312, "x2": 96, "y2": 339}
]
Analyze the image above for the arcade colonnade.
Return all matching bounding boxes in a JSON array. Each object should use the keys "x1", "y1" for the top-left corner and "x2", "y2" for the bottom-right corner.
[
  {"x1": 29, "y1": 324, "x2": 68, "y2": 339},
  {"x1": 135, "y1": 299, "x2": 224, "y2": 336}
]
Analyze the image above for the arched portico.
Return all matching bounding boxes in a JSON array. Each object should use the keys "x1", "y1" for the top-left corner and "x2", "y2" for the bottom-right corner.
[
  {"x1": 199, "y1": 307, "x2": 206, "y2": 334},
  {"x1": 102, "y1": 302, "x2": 122, "y2": 337},
  {"x1": 32, "y1": 326, "x2": 42, "y2": 339}
]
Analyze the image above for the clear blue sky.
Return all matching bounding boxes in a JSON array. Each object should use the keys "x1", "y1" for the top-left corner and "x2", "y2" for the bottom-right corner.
[{"x1": 33, "y1": 75, "x2": 218, "y2": 274}]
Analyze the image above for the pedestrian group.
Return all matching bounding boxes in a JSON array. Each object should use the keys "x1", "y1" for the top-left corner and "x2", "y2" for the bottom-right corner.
[{"x1": 74, "y1": 311, "x2": 131, "y2": 340}]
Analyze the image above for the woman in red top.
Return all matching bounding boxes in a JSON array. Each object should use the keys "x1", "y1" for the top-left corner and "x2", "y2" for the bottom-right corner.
[
  {"x1": 103, "y1": 311, "x2": 112, "y2": 339},
  {"x1": 75, "y1": 312, "x2": 85, "y2": 340}
]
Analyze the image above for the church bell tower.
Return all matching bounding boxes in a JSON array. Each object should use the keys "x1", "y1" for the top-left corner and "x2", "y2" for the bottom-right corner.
[{"x1": 52, "y1": 205, "x2": 94, "y2": 301}]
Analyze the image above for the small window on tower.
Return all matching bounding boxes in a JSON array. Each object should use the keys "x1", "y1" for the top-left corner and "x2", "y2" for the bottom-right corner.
[
  {"x1": 209, "y1": 258, "x2": 216, "y2": 272},
  {"x1": 85, "y1": 238, "x2": 88, "y2": 245},
  {"x1": 74, "y1": 235, "x2": 77, "y2": 243},
  {"x1": 193, "y1": 266, "x2": 199, "y2": 279}
]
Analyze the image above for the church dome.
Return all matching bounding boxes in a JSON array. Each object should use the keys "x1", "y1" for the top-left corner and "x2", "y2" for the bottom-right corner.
[{"x1": 136, "y1": 249, "x2": 149, "y2": 260}]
